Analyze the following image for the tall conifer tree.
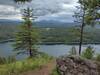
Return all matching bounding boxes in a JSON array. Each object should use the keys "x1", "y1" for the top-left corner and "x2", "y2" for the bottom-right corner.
[
  {"x1": 74, "y1": 0, "x2": 88, "y2": 55},
  {"x1": 13, "y1": 7, "x2": 39, "y2": 57}
]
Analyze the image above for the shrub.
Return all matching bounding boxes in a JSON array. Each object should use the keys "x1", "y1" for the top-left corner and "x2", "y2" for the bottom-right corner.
[
  {"x1": 51, "y1": 68, "x2": 60, "y2": 75},
  {"x1": 81, "y1": 46, "x2": 95, "y2": 59},
  {"x1": 69, "y1": 46, "x2": 77, "y2": 55},
  {"x1": 96, "y1": 54, "x2": 100, "y2": 62},
  {"x1": 0, "y1": 57, "x2": 6, "y2": 64},
  {"x1": 0, "y1": 56, "x2": 16, "y2": 64}
]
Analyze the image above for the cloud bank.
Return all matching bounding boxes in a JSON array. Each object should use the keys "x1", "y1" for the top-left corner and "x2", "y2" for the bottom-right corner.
[{"x1": 0, "y1": 0, "x2": 78, "y2": 22}]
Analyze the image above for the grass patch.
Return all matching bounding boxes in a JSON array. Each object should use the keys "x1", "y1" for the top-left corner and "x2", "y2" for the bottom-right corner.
[
  {"x1": 0, "y1": 56, "x2": 16, "y2": 64},
  {"x1": 0, "y1": 54, "x2": 53, "y2": 75},
  {"x1": 51, "y1": 68, "x2": 60, "y2": 75}
]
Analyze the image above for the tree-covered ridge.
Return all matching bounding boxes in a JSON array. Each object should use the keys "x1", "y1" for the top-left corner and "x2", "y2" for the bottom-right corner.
[
  {"x1": 0, "y1": 25, "x2": 17, "y2": 41},
  {"x1": 0, "y1": 25, "x2": 100, "y2": 44}
]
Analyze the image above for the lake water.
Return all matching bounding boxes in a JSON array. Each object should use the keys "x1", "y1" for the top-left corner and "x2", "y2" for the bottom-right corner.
[{"x1": 0, "y1": 42, "x2": 100, "y2": 60}]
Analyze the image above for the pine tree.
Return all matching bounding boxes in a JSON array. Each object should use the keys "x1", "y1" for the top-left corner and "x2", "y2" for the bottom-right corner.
[
  {"x1": 86, "y1": 0, "x2": 100, "y2": 24},
  {"x1": 74, "y1": 0, "x2": 100, "y2": 55},
  {"x1": 13, "y1": 7, "x2": 39, "y2": 57},
  {"x1": 74, "y1": 0, "x2": 88, "y2": 55}
]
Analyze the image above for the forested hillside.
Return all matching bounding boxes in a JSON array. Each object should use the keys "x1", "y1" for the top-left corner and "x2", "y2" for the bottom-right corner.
[
  {"x1": 0, "y1": 25, "x2": 17, "y2": 41},
  {"x1": 0, "y1": 24, "x2": 100, "y2": 44}
]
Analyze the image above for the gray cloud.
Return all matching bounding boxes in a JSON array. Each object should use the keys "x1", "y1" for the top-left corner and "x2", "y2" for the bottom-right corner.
[
  {"x1": 20, "y1": 0, "x2": 78, "y2": 15},
  {"x1": 36, "y1": 12, "x2": 74, "y2": 22},
  {"x1": 0, "y1": 0, "x2": 15, "y2": 5},
  {"x1": 0, "y1": 0, "x2": 78, "y2": 22}
]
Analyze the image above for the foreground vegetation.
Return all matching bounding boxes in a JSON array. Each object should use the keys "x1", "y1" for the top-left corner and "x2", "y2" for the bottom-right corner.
[
  {"x1": 0, "y1": 54, "x2": 53, "y2": 75},
  {"x1": 51, "y1": 46, "x2": 100, "y2": 75}
]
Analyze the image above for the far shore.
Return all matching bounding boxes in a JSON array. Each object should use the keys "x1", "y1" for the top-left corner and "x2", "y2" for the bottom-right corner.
[{"x1": 0, "y1": 39, "x2": 100, "y2": 45}]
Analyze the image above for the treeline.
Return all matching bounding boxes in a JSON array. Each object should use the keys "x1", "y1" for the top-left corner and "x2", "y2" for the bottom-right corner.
[
  {"x1": 0, "y1": 24, "x2": 100, "y2": 43},
  {"x1": 40, "y1": 27, "x2": 100, "y2": 43},
  {"x1": 0, "y1": 25, "x2": 17, "y2": 41}
]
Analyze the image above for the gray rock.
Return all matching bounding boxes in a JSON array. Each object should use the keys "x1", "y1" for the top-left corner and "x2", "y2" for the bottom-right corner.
[{"x1": 56, "y1": 56, "x2": 99, "y2": 75}]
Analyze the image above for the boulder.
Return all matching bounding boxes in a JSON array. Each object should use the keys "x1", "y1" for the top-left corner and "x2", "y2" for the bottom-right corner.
[{"x1": 56, "y1": 56, "x2": 99, "y2": 75}]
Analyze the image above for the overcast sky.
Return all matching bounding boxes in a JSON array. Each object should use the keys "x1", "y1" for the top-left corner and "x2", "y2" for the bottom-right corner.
[{"x1": 0, "y1": 0, "x2": 79, "y2": 22}]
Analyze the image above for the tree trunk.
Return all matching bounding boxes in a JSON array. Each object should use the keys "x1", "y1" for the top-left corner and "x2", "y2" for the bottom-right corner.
[
  {"x1": 79, "y1": 2, "x2": 86, "y2": 55},
  {"x1": 26, "y1": 7, "x2": 33, "y2": 58},
  {"x1": 79, "y1": 23, "x2": 84, "y2": 55},
  {"x1": 29, "y1": 47, "x2": 33, "y2": 57},
  {"x1": 28, "y1": 23, "x2": 33, "y2": 57}
]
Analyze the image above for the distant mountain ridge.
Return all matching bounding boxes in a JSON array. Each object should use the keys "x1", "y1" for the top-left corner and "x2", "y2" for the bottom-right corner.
[
  {"x1": 0, "y1": 19, "x2": 21, "y2": 25},
  {"x1": 35, "y1": 20, "x2": 79, "y2": 28},
  {"x1": 0, "y1": 19, "x2": 79, "y2": 28}
]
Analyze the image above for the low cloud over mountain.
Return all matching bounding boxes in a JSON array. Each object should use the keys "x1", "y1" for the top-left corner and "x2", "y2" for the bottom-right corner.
[{"x1": 0, "y1": 0, "x2": 78, "y2": 22}]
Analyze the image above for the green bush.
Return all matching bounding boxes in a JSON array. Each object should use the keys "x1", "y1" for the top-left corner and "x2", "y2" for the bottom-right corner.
[
  {"x1": 0, "y1": 57, "x2": 6, "y2": 64},
  {"x1": 0, "y1": 56, "x2": 16, "y2": 64},
  {"x1": 81, "y1": 46, "x2": 95, "y2": 59},
  {"x1": 51, "y1": 68, "x2": 60, "y2": 75}
]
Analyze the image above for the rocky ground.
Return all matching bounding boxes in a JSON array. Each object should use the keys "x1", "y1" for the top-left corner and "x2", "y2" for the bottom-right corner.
[
  {"x1": 56, "y1": 56, "x2": 99, "y2": 75},
  {"x1": 20, "y1": 56, "x2": 100, "y2": 75}
]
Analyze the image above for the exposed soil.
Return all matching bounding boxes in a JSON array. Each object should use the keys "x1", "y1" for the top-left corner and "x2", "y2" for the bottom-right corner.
[{"x1": 21, "y1": 60, "x2": 56, "y2": 75}]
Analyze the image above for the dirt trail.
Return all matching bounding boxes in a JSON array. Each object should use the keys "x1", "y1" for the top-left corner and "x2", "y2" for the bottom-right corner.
[{"x1": 21, "y1": 60, "x2": 56, "y2": 75}]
